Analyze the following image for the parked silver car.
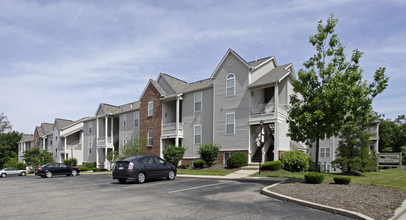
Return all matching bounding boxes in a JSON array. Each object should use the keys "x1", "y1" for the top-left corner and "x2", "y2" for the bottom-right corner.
[{"x1": 0, "y1": 168, "x2": 27, "y2": 178}]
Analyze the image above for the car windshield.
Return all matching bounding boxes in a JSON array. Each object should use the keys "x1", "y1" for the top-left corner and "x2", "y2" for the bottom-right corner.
[{"x1": 40, "y1": 164, "x2": 50, "y2": 168}]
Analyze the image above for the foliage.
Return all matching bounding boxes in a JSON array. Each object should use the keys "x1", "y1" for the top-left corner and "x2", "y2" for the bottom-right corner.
[
  {"x1": 84, "y1": 162, "x2": 96, "y2": 169},
  {"x1": 334, "y1": 177, "x2": 351, "y2": 185},
  {"x1": 333, "y1": 125, "x2": 377, "y2": 173},
  {"x1": 193, "y1": 160, "x2": 205, "y2": 168},
  {"x1": 162, "y1": 145, "x2": 186, "y2": 168},
  {"x1": 79, "y1": 167, "x2": 90, "y2": 172},
  {"x1": 106, "y1": 150, "x2": 119, "y2": 169},
  {"x1": 261, "y1": 161, "x2": 282, "y2": 171},
  {"x1": 92, "y1": 168, "x2": 98, "y2": 172},
  {"x1": 304, "y1": 172, "x2": 324, "y2": 184},
  {"x1": 401, "y1": 146, "x2": 406, "y2": 165},
  {"x1": 177, "y1": 169, "x2": 233, "y2": 176},
  {"x1": 0, "y1": 113, "x2": 12, "y2": 134},
  {"x1": 178, "y1": 164, "x2": 190, "y2": 169},
  {"x1": 226, "y1": 152, "x2": 248, "y2": 168},
  {"x1": 63, "y1": 158, "x2": 77, "y2": 167},
  {"x1": 287, "y1": 13, "x2": 388, "y2": 172},
  {"x1": 280, "y1": 151, "x2": 310, "y2": 172},
  {"x1": 23, "y1": 148, "x2": 54, "y2": 169},
  {"x1": 0, "y1": 131, "x2": 21, "y2": 168},
  {"x1": 379, "y1": 115, "x2": 406, "y2": 154},
  {"x1": 198, "y1": 143, "x2": 220, "y2": 166},
  {"x1": 118, "y1": 137, "x2": 148, "y2": 160},
  {"x1": 4, "y1": 157, "x2": 26, "y2": 170}
]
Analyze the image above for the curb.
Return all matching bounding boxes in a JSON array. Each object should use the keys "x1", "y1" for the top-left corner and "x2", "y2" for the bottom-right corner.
[
  {"x1": 261, "y1": 182, "x2": 373, "y2": 220},
  {"x1": 177, "y1": 174, "x2": 287, "y2": 182}
]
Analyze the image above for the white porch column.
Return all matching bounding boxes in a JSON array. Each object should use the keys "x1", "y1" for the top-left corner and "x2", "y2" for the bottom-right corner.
[
  {"x1": 175, "y1": 96, "x2": 180, "y2": 146},
  {"x1": 96, "y1": 117, "x2": 99, "y2": 168},
  {"x1": 64, "y1": 138, "x2": 67, "y2": 162},
  {"x1": 111, "y1": 117, "x2": 114, "y2": 145},
  {"x1": 274, "y1": 83, "x2": 279, "y2": 161},
  {"x1": 105, "y1": 116, "x2": 108, "y2": 168}
]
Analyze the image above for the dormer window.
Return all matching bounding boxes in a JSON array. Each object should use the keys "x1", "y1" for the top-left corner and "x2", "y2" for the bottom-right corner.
[
  {"x1": 148, "y1": 99, "x2": 154, "y2": 116},
  {"x1": 226, "y1": 73, "x2": 235, "y2": 97}
]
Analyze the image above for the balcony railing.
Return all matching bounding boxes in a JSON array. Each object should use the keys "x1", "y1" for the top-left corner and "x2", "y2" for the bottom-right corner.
[
  {"x1": 250, "y1": 103, "x2": 275, "y2": 116},
  {"x1": 162, "y1": 122, "x2": 183, "y2": 137},
  {"x1": 97, "y1": 136, "x2": 118, "y2": 148}
]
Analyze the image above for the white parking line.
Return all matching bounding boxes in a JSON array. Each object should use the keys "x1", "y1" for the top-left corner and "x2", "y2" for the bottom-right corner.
[
  {"x1": 168, "y1": 182, "x2": 229, "y2": 193},
  {"x1": 123, "y1": 178, "x2": 198, "y2": 189}
]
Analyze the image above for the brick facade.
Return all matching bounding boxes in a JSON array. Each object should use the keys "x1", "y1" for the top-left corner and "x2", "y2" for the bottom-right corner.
[{"x1": 140, "y1": 82, "x2": 162, "y2": 157}]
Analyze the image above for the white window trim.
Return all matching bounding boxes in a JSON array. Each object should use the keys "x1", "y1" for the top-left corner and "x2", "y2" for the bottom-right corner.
[
  {"x1": 320, "y1": 148, "x2": 325, "y2": 158},
  {"x1": 147, "y1": 129, "x2": 153, "y2": 146},
  {"x1": 148, "y1": 99, "x2": 154, "y2": 117},
  {"x1": 325, "y1": 148, "x2": 331, "y2": 158},
  {"x1": 194, "y1": 92, "x2": 202, "y2": 112},
  {"x1": 89, "y1": 142, "x2": 92, "y2": 154},
  {"x1": 134, "y1": 111, "x2": 139, "y2": 126},
  {"x1": 226, "y1": 73, "x2": 235, "y2": 97},
  {"x1": 123, "y1": 114, "x2": 127, "y2": 127},
  {"x1": 225, "y1": 112, "x2": 235, "y2": 135},
  {"x1": 194, "y1": 124, "x2": 202, "y2": 145}
]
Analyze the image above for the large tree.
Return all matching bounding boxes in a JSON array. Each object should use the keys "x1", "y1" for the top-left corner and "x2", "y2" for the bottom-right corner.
[
  {"x1": 288, "y1": 13, "x2": 388, "y2": 172},
  {"x1": 379, "y1": 115, "x2": 406, "y2": 153},
  {"x1": 23, "y1": 148, "x2": 54, "y2": 169},
  {"x1": 0, "y1": 131, "x2": 21, "y2": 168},
  {"x1": 0, "y1": 113, "x2": 12, "y2": 134}
]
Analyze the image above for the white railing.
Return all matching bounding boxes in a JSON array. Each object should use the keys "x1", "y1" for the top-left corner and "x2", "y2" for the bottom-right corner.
[
  {"x1": 97, "y1": 136, "x2": 117, "y2": 148},
  {"x1": 162, "y1": 122, "x2": 183, "y2": 136},
  {"x1": 250, "y1": 103, "x2": 275, "y2": 116}
]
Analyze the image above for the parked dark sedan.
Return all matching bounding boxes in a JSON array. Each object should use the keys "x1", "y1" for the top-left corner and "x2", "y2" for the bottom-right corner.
[
  {"x1": 113, "y1": 155, "x2": 176, "y2": 184},
  {"x1": 35, "y1": 163, "x2": 80, "y2": 178}
]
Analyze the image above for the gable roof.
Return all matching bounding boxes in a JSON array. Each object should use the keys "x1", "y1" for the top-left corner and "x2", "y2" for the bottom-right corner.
[
  {"x1": 96, "y1": 103, "x2": 120, "y2": 116},
  {"x1": 248, "y1": 56, "x2": 273, "y2": 69},
  {"x1": 139, "y1": 79, "x2": 167, "y2": 100},
  {"x1": 19, "y1": 134, "x2": 34, "y2": 142},
  {"x1": 210, "y1": 49, "x2": 250, "y2": 79},
  {"x1": 181, "y1": 78, "x2": 213, "y2": 94},
  {"x1": 35, "y1": 126, "x2": 44, "y2": 137},
  {"x1": 54, "y1": 118, "x2": 74, "y2": 130},
  {"x1": 248, "y1": 64, "x2": 295, "y2": 88},
  {"x1": 157, "y1": 73, "x2": 189, "y2": 94},
  {"x1": 115, "y1": 101, "x2": 140, "y2": 114},
  {"x1": 41, "y1": 123, "x2": 54, "y2": 136}
]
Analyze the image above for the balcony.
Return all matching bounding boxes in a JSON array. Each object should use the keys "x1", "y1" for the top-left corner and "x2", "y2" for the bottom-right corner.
[
  {"x1": 162, "y1": 122, "x2": 183, "y2": 138},
  {"x1": 97, "y1": 135, "x2": 118, "y2": 148},
  {"x1": 249, "y1": 103, "x2": 289, "y2": 125}
]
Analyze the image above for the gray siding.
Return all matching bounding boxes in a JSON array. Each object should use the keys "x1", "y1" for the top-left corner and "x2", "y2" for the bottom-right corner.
[
  {"x1": 158, "y1": 77, "x2": 176, "y2": 95},
  {"x1": 119, "y1": 111, "x2": 139, "y2": 146},
  {"x1": 182, "y1": 88, "x2": 213, "y2": 158},
  {"x1": 83, "y1": 120, "x2": 97, "y2": 163},
  {"x1": 213, "y1": 53, "x2": 250, "y2": 151}
]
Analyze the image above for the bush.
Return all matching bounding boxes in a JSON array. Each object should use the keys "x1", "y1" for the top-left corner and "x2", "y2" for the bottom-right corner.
[
  {"x1": 261, "y1": 161, "x2": 282, "y2": 171},
  {"x1": 84, "y1": 162, "x2": 96, "y2": 169},
  {"x1": 280, "y1": 150, "x2": 310, "y2": 172},
  {"x1": 28, "y1": 170, "x2": 35, "y2": 174},
  {"x1": 79, "y1": 167, "x2": 90, "y2": 172},
  {"x1": 334, "y1": 177, "x2": 351, "y2": 185},
  {"x1": 198, "y1": 143, "x2": 221, "y2": 166},
  {"x1": 163, "y1": 145, "x2": 186, "y2": 168},
  {"x1": 92, "y1": 168, "x2": 98, "y2": 172},
  {"x1": 304, "y1": 172, "x2": 324, "y2": 184},
  {"x1": 193, "y1": 160, "x2": 205, "y2": 168},
  {"x1": 64, "y1": 158, "x2": 78, "y2": 167},
  {"x1": 226, "y1": 152, "x2": 248, "y2": 168},
  {"x1": 179, "y1": 164, "x2": 189, "y2": 169}
]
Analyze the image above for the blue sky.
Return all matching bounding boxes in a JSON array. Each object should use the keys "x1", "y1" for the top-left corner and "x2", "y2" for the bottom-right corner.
[{"x1": 1, "y1": 0, "x2": 405, "y2": 134}]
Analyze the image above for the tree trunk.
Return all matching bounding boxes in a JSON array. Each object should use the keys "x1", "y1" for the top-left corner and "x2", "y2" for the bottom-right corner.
[{"x1": 315, "y1": 138, "x2": 320, "y2": 172}]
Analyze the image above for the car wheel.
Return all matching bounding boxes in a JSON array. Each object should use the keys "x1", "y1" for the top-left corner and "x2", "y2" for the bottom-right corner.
[
  {"x1": 71, "y1": 170, "x2": 78, "y2": 177},
  {"x1": 1, "y1": 173, "x2": 6, "y2": 178},
  {"x1": 137, "y1": 172, "x2": 146, "y2": 184},
  {"x1": 41, "y1": 176, "x2": 46, "y2": 178},
  {"x1": 118, "y1": 178, "x2": 127, "y2": 184},
  {"x1": 21, "y1": 172, "x2": 27, "y2": 176},
  {"x1": 168, "y1": 170, "x2": 176, "y2": 180},
  {"x1": 45, "y1": 171, "x2": 53, "y2": 178}
]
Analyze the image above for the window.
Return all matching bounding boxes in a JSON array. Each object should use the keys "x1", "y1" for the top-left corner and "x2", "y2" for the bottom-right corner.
[
  {"x1": 123, "y1": 114, "x2": 127, "y2": 127},
  {"x1": 194, "y1": 125, "x2": 202, "y2": 145},
  {"x1": 89, "y1": 142, "x2": 92, "y2": 154},
  {"x1": 88, "y1": 124, "x2": 92, "y2": 134},
  {"x1": 148, "y1": 129, "x2": 153, "y2": 146},
  {"x1": 134, "y1": 112, "x2": 139, "y2": 126},
  {"x1": 320, "y1": 148, "x2": 325, "y2": 157},
  {"x1": 224, "y1": 152, "x2": 234, "y2": 164},
  {"x1": 148, "y1": 99, "x2": 154, "y2": 116},
  {"x1": 123, "y1": 138, "x2": 127, "y2": 145},
  {"x1": 226, "y1": 113, "x2": 235, "y2": 135},
  {"x1": 325, "y1": 148, "x2": 331, "y2": 158},
  {"x1": 226, "y1": 73, "x2": 235, "y2": 97},
  {"x1": 194, "y1": 92, "x2": 202, "y2": 112}
]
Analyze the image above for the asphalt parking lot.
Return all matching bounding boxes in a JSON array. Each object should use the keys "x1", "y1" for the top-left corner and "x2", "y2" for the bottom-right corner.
[{"x1": 0, "y1": 174, "x2": 352, "y2": 219}]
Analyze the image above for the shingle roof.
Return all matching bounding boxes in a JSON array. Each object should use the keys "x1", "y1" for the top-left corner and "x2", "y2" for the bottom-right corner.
[
  {"x1": 20, "y1": 134, "x2": 34, "y2": 142},
  {"x1": 55, "y1": 118, "x2": 74, "y2": 129},
  {"x1": 100, "y1": 103, "x2": 121, "y2": 114},
  {"x1": 35, "y1": 126, "x2": 44, "y2": 137},
  {"x1": 249, "y1": 64, "x2": 293, "y2": 88},
  {"x1": 181, "y1": 78, "x2": 213, "y2": 94},
  {"x1": 248, "y1": 56, "x2": 272, "y2": 68},
  {"x1": 160, "y1": 73, "x2": 189, "y2": 93},
  {"x1": 150, "y1": 79, "x2": 167, "y2": 96},
  {"x1": 41, "y1": 123, "x2": 54, "y2": 136},
  {"x1": 116, "y1": 101, "x2": 140, "y2": 114}
]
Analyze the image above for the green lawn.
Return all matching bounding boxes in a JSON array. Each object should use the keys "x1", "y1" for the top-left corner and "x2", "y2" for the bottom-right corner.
[
  {"x1": 252, "y1": 167, "x2": 406, "y2": 190},
  {"x1": 177, "y1": 169, "x2": 234, "y2": 176}
]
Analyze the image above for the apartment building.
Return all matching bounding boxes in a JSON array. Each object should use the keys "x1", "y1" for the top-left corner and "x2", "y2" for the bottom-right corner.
[
  {"x1": 33, "y1": 123, "x2": 54, "y2": 151},
  {"x1": 17, "y1": 134, "x2": 34, "y2": 163},
  {"x1": 52, "y1": 118, "x2": 74, "y2": 162}
]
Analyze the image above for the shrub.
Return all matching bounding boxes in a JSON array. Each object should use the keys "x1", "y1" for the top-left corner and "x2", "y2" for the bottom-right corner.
[
  {"x1": 64, "y1": 158, "x2": 78, "y2": 167},
  {"x1": 163, "y1": 145, "x2": 186, "y2": 168},
  {"x1": 92, "y1": 168, "x2": 98, "y2": 172},
  {"x1": 179, "y1": 164, "x2": 190, "y2": 169},
  {"x1": 84, "y1": 162, "x2": 96, "y2": 169},
  {"x1": 334, "y1": 177, "x2": 351, "y2": 185},
  {"x1": 28, "y1": 170, "x2": 35, "y2": 174},
  {"x1": 16, "y1": 162, "x2": 26, "y2": 170},
  {"x1": 193, "y1": 160, "x2": 205, "y2": 168},
  {"x1": 261, "y1": 161, "x2": 282, "y2": 171},
  {"x1": 198, "y1": 143, "x2": 221, "y2": 166},
  {"x1": 79, "y1": 167, "x2": 90, "y2": 172},
  {"x1": 226, "y1": 152, "x2": 248, "y2": 168},
  {"x1": 280, "y1": 150, "x2": 310, "y2": 172},
  {"x1": 304, "y1": 172, "x2": 324, "y2": 184}
]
